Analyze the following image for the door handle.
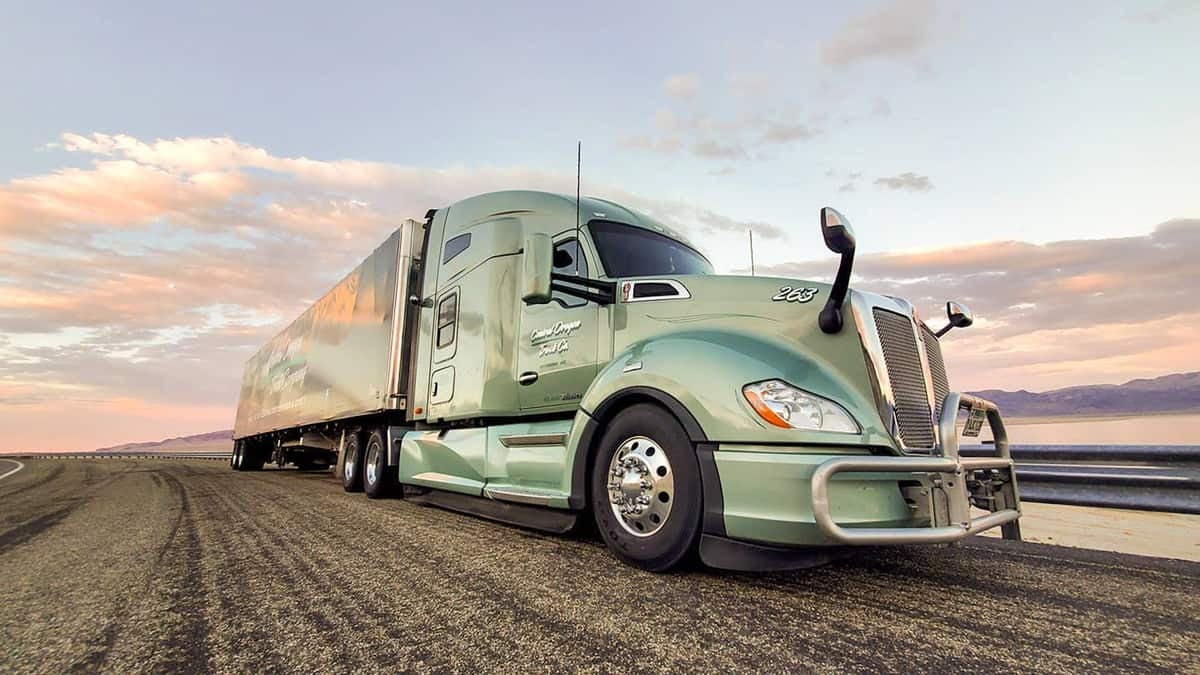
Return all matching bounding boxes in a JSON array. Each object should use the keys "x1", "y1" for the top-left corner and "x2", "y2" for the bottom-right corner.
[{"x1": 518, "y1": 371, "x2": 539, "y2": 386}]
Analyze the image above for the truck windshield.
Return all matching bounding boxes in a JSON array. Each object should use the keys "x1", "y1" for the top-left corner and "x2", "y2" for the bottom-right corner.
[{"x1": 589, "y1": 221, "x2": 713, "y2": 277}]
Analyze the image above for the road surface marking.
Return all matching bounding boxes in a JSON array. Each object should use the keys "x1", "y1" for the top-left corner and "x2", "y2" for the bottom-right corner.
[{"x1": 0, "y1": 459, "x2": 24, "y2": 482}]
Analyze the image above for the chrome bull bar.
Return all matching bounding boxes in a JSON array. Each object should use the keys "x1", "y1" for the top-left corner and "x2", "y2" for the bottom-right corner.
[{"x1": 811, "y1": 392, "x2": 1022, "y2": 545}]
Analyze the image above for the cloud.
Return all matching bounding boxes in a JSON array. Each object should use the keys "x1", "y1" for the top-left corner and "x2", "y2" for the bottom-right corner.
[
  {"x1": 754, "y1": 219, "x2": 1200, "y2": 390},
  {"x1": 1126, "y1": 0, "x2": 1197, "y2": 23},
  {"x1": 874, "y1": 171, "x2": 934, "y2": 192},
  {"x1": 819, "y1": 0, "x2": 938, "y2": 68},
  {"x1": 663, "y1": 73, "x2": 701, "y2": 100},
  {"x1": 692, "y1": 139, "x2": 749, "y2": 160},
  {"x1": 693, "y1": 211, "x2": 786, "y2": 240},
  {"x1": 762, "y1": 121, "x2": 819, "y2": 144},
  {"x1": 729, "y1": 72, "x2": 770, "y2": 97}
]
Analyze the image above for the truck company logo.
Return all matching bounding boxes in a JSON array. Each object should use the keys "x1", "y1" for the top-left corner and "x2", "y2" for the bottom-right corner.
[
  {"x1": 772, "y1": 286, "x2": 820, "y2": 303},
  {"x1": 537, "y1": 339, "x2": 571, "y2": 358},
  {"x1": 530, "y1": 319, "x2": 582, "y2": 345}
]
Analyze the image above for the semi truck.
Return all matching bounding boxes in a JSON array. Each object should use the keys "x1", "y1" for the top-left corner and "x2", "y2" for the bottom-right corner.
[{"x1": 231, "y1": 190, "x2": 1022, "y2": 572}]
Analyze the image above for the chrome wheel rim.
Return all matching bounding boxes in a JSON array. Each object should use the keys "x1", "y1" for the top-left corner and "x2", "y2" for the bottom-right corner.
[
  {"x1": 365, "y1": 441, "x2": 379, "y2": 486},
  {"x1": 345, "y1": 447, "x2": 357, "y2": 481},
  {"x1": 607, "y1": 435, "x2": 674, "y2": 537}
]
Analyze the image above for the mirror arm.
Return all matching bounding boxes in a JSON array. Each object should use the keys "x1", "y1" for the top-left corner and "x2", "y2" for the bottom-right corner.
[
  {"x1": 818, "y1": 248, "x2": 855, "y2": 334},
  {"x1": 550, "y1": 273, "x2": 616, "y2": 305},
  {"x1": 934, "y1": 323, "x2": 953, "y2": 338}
]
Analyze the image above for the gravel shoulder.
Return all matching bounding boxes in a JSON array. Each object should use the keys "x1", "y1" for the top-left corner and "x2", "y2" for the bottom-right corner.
[{"x1": 1, "y1": 459, "x2": 1198, "y2": 673}]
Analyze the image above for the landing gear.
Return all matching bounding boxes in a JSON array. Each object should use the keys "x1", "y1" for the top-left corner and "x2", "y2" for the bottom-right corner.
[{"x1": 590, "y1": 404, "x2": 702, "y2": 572}]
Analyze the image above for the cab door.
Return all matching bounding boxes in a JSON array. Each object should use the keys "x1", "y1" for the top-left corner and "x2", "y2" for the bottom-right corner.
[{"x1": 517, "y1": 237, "x2": 600, "y2": 410}]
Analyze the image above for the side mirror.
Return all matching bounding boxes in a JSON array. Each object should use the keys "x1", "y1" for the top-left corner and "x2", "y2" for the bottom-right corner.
[
  {"x1": 522, "y1": 233, "x2": 553, "y2": 304},
  {"x1": 818, "y1": 207, "x2": 858, "y2": 334},
  {"x1": 935, "y1": 300, "x2": 974, "y2": 337},
  {"x1": 820, "y1": 207, "x2": 856, "y2": 255}
]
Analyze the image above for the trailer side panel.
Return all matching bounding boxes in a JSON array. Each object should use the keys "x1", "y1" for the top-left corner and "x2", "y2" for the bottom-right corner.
[{"x1": 233, "y1": 224, "x2": 417, "y2": 439}]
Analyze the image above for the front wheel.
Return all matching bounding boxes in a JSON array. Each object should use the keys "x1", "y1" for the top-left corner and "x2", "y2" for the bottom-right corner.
[{"x1": 590, "y1": 404, "x2": 702, "y2": 572}]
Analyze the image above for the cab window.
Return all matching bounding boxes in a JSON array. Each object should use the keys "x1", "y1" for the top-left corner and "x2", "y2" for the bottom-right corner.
[
  {"x1": 589, "y1": 220, "x2": 713, "y2": 277},
  {"x1": 552, "y1": 239, "x2": 589, "y2": 308}
]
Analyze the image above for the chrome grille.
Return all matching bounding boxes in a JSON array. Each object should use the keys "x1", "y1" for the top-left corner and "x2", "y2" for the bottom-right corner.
[
  {"x1": 921, "y1": 324, "x2": 950, "y2": 421},
  {"x1": 872, "y1": 308, "x2": 935, "y2": 449}
]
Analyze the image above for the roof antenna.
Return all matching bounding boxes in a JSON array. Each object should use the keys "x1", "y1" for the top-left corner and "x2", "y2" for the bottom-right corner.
[
  {"x1": 575, "y1": 140, "x2": 582, "y2": 275},
  {"x1": 748, "y1": 228, "x2": 756, "y2": 276}
]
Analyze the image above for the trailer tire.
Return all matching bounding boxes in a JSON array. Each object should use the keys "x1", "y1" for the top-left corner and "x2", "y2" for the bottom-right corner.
[
  {"x1": 243, "y1": 442, "x2": 267, "y2": 471},
  {"x1": 363, "y1": 429, "x2": 395, "y2": 499},
  {"x1": 231, "y1": 442, "x2": 243, "y2": 470},
  {"x1": 342, "y1": 432, "x2": 365, "y2": 492},
  {"x1": 590, "y1": 403, "x2": 702, "y2": 572}
]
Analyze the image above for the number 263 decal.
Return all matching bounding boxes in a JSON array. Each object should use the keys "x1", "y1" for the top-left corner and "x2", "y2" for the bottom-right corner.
[{"x1": 772, "y1": 286, "x2": 820, "y2": 303}]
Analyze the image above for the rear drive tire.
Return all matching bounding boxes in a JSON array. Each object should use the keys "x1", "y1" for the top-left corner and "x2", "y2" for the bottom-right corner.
[
  {"x1": 363, "y1": 429, "x2": 395, "y2": 499},
  {"x1": 342, "y1": 431, "x2": 365, "y2": 492},
  {"x1": 590, "y1": 403, "x2": 702, "y2": 572}
]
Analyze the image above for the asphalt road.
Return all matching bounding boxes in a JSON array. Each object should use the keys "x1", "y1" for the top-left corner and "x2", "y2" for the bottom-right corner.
[{"x1": 1, "y1": 459, "x2": 1198, "y2": 673}]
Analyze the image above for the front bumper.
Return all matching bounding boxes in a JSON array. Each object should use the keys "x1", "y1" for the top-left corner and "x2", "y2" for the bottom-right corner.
[
  {"x1": 701, "y1": 392, "x2": 1022, "y2": 569},
  {"x1": 811, "y1": 392, "x2": 1022, "y2": 545}
]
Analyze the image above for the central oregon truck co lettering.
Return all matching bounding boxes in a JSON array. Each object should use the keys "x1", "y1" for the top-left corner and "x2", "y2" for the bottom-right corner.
[{"x1": 230, "y1": 190, "x2": 1022, "y2": 572}]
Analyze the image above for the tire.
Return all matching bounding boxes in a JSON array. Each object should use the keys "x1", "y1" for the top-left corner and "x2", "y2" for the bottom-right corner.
[
  {"x1": 274, "y1": 448, "x2": 287, "y2": 469},
  {"x1": 363, "y1": 429, "x2": 395, "y2": 499},
  {"x1": 231, "y1": 442, "x2": 243, "y2": 471},
  {"x1": 342, "y1": 431, "x2": 365, "y2": 492},
  {"x1": 243, "y1": 442, "x2": 267, "y2": 471},
  {"x1": 590, "y1": 403, "x2": 702, "y2": 572}
]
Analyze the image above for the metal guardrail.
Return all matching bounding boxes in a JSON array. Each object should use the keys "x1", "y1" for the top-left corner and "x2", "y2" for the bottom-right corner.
[
  {"x1": 962, "y1": 444, "x2": 1200, "y2": 515},
  {"x1": 9, "y1": 451, "x2": 232, "y2": 461},
  {"x1": 6, "y1": 445, "x2": 1198, "y2": 515}
]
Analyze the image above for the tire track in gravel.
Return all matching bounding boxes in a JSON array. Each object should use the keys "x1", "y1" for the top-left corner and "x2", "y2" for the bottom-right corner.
[
  {"x1": 221, "y1": 470, "x2": 647, "y2": 672},
  {"x1": 193, "y1": 469, "x2": 373, "y2": 673},
  {"x1": 0, "y1": 463, "x2": 137, "y2": 555},
  {"x1": 233, "y1": 467, "x2": 1200, "y2": 673},
  {"x1": 150, "y1": 469, "x2": 213, "y2": 672},
  {"x1": 0, "y1": 462, "x2": 62, "y2": 501}
]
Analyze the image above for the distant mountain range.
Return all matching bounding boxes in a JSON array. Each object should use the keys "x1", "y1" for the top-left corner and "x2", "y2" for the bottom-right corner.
[
  {"x1": 81, "y1": 373, "x2": 1200, "y2": 453},
  {"x1": 969, "y1": 372, "x2": 1200, "y2": 417},
  {"x1": 93, "y1": 429, "x2": 232, "y2": 454}
]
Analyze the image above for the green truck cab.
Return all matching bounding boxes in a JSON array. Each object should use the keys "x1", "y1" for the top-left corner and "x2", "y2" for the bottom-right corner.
[{"x1": 231, "y1": 190, "x2": 1022, "y2": 572}]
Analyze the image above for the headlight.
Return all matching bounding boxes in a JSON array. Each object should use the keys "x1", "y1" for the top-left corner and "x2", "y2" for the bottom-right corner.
[{"x1": 742, "y1": 380, "x2": 860, "y2": 433}]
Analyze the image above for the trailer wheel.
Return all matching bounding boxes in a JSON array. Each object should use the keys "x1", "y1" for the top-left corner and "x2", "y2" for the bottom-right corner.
[
  {"x1": 231, "y1": 442, "x2": 243, "y2": 470},
  {"x1": 589, "y1": 403, "x2": 702, "y2": 572},
  {"x1": 363, "y1": 429, "x2": 395, "y2": 499},
  {"x1": 242, "y1": 442, "x2": 267, "y2": 471},
  {"x1": 342, "y1": 432, "x2": 365, "y2": 492}
]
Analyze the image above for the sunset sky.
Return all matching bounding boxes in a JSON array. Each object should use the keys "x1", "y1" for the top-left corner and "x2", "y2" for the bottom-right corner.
[{"x1": 1, "y1": 0, "x2": 1197, "y2": 452}]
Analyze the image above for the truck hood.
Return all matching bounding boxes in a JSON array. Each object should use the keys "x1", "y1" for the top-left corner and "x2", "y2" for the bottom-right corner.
[
  {"x1": 616, "y1": 274, "x2": 834, "y2": 335},
  {"x1": 608, "y1": 273, "x2": 898, "y2": 448}
]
